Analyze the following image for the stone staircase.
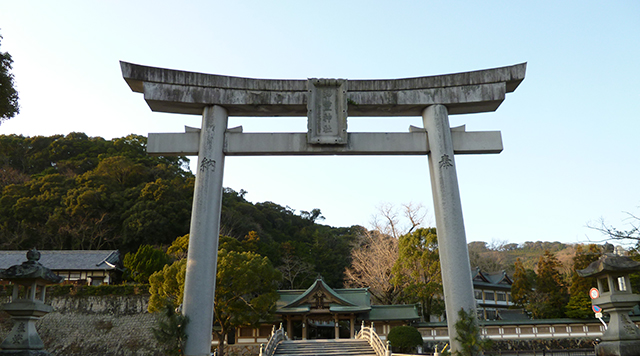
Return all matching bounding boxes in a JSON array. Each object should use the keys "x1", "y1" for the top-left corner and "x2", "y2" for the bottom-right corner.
[{"x1": 273, "y1": 339, "x2": 377, "y2": 356}]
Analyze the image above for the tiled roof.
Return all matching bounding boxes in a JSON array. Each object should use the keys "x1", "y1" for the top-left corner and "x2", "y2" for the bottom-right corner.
[
  {"x1": 0, "y1": 250, "x2": 121, "y2": 271},
  {"x1": 472, "y1": 267, "x2": 513, "y2": 287},
  {"x1": 369, "y1": 304, "x2": 421, "y2": 321},
  {"x1": 276, "y1": 279, "x2": 420, "y2": 320},
  {"x1": 277, "y1": 278, "x2": 372, "y2": 314}
]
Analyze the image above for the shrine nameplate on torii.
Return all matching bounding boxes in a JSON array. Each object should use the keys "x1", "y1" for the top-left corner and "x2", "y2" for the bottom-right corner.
[{"x1": 121, "y1": 61, "x2": 526, "y2": 356}]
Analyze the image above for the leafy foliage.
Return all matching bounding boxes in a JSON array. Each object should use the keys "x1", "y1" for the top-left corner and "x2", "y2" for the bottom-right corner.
[
  {"x1": 123, "y1": 245, "x2": 170, "y2": 283},
  {"x1": 46, "y1": 283, "x2": 148, "y2": 297},
  {"x1": 220, "y1": 188, "x2": 356, "y2": 288},
  {"x1": 0, "y1": 133, "x2": 193, "y2": 252},
  {"x1": 213, "y1": 249, "x2": 281, "y2": 356},
  {"x1": 0, "y1": 32, "x2": 19, "y2": 124},
  {"x1": 388, "y1": 325, "x2": 423, "y2": 353},
  {"x1": 148, "y1": 235, "x2": 281, "y2": 356},
  {"x1": 468, "y1": 240, "x2": 574, "y2": 276},
  {"x1": 148, "y1": 259, "x2": 187, "y2": 313},
  {"x1": 0, "y1": 133, "x2": 358, "y2": 289},
  {"x1": 392, "y1": 227, "x2": 443, "y2": 321},
  {"x1": 152, "y1": 303, "x2": 189, "y2": 356},
  {"x1": 453, "y1": 308, "x2": 492, "y2": 356},
  {"x1": 565, "y1": 244, "x2": 601, "y2": 318},
  {"x1": 527, "y1": 250, "x2": 568, "y2": 319},
  {"x1": 510, "y1": 258, "x2": 532, "y2": 309}
]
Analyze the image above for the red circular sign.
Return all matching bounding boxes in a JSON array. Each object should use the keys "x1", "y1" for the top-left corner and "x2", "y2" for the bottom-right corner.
[{"x1": 589, "y1": 288, "x2": 600, "y2": 299}]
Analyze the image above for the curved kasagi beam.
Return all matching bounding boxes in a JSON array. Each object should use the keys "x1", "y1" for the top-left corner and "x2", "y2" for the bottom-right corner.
[{"x1": 121, "y1": 61, "x2": 526, "y2": 116}]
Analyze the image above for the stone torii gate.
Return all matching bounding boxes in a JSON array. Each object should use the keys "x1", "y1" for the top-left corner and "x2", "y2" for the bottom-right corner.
[{"x1": 120, "y1": 62, "x2": 526, "y2": 356}]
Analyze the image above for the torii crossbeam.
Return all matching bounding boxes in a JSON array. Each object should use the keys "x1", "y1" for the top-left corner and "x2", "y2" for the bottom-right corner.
[{"x1": 121, "y1": 61, "x2": 526, "y2": 356}]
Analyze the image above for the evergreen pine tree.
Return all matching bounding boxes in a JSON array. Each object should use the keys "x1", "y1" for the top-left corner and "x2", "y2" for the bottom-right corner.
[
  {"x1": 565, "y1": 244, "x2": 601, "y2": 318},
  {"x1": 510, "y1": 258, "x2": 531, "y2": 308},
  {"x1": 528, "y1": 250, "x2": 568, "y2": 319}
]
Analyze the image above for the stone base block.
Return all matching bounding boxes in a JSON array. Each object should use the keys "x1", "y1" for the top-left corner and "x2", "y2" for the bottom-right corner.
[{"x1": 596, "y1": 340, "x2": 640, "y2": 356}]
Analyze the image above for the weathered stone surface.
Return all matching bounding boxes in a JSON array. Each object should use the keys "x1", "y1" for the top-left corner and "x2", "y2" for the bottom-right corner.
[
  {"x1": 0, "y1": 295, "x2": 162, "y2": 356},
  {"x1": 121, "y1": 61, "x2": 526, "y2": 116},
  {"x1": 47, "y1": 296, "x2": 149, "y2": 315},
  {"x1": 423, "y1": 104, "x2": 476, "y2": 353},
  {"x1": 225, "y1": 344, "x2": 259, "y2": 356},
  {"x1": 147, "y1": 130, "x2": 503, "y2": 156},
  {"x1": 306, "y1": 78, "x2": 348, "y2": 145},
  {"x1": 181, "y1": 105, "x2": 228, "y2": 356},
  {"x1": 578, "y1": 254, "x2": 640, "y2": 277}
]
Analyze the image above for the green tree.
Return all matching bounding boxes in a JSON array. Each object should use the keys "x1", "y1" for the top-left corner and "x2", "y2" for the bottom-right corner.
[
  {"x1": 453, "y1": 308, "x2": 492, "y2": 356},
  {"x1": 148, "y1": 235, "x2": 282, "y2": 356},
  {"x1": 527, "y1": 250, "x2": 568, "y2": 319},
  {"x1": 510, "y1": 258, "x2": 532, "y2": 309},
  {"x1": 565, "y1": 244, "x2": 601, "y2": 319},
  {"x1": 387, "y1": 326, "x2": 423, "y2": 353},
  {"x1": 167, "y1": 234, "x2": 190, "y2": 260},
  {"x1": 149, "y1": 259, "x2": 187, "y2": 313},
  {"x1": 213, "y1": 249, "x2": 281, "y2": 356},
  {"x1": 123, "y1": 245, "x2": 170, "y2": 283},
  {"x1": 391, "y1": 227, "x2": 443, "y2": 321},
  {"x1": 152, "y1": 304, "x2": 189, "y2": 356},
  {"x1": 0, "y1": 133, "x2": 194, "y2": 251},
  {"x1": 0, "y1": 32, "x2": 19, "y2": 124}
]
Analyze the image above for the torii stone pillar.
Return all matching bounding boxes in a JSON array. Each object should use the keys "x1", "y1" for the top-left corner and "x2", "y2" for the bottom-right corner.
[
  {"x1": 120, "y1": 61, "x2": 526, "y2": 356},
  {"x1": 182, "y1": 105, "x2": 228, "y2": 352},
  {"x1": 424, "y1": 105, "x2": 477, "y2": 349}
]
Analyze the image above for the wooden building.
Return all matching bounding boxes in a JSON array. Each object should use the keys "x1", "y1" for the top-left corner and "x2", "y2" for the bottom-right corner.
[
  {"x1": 0, "y1": 250, "x2": 122, "y2": 285},
  {"x1": 233, "y1": 278, "x2": 420, "y2": 344},
  {"x1": 472, "y1": 267, "x2": 514, "y2": 320}
]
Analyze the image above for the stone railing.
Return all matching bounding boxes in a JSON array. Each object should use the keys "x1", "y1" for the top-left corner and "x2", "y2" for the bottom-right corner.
[
  {"x1": 259, "y1": 324, "x2": 286, "y2": 356},
  {"x1": 356, "y1": 321, "x2": 391, "y2": 356},
  {"x1": 417, "y1": 320, "x2": 618, "y2": 342}
]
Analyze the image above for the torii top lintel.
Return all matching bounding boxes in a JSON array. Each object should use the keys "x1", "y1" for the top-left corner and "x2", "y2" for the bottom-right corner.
[{"x1": 120, "y1": 61, "x2": 526, "y2": 117}]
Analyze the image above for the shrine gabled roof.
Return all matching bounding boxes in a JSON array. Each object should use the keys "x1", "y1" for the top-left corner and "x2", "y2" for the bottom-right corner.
[
  {"x1": 472, "y1": 268, "x2": 513, "y2": 289},
  {"x1": 283, "y1": 278, "x2": 359, "y2": 308},
  {"x1": 276, "y1": 278, "x2": 372, "y2": 314}
]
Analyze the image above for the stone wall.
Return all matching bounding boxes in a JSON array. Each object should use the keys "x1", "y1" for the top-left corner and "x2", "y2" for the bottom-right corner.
[{"x1": 0, "y1": 295, "x2": 165, "y2": 356}]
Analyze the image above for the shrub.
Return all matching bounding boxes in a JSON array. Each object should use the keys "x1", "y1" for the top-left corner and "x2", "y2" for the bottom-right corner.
[
  {"x1": 46, "y1": 284, "x2": 149, "y2": 297},
  {"x1": 388, "y1": 325, "x2": 423, "y2": 353}
]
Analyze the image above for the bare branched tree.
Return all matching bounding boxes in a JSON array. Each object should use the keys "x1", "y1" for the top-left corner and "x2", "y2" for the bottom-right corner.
[
  {"x1": 345, "y1": 202, "x2": 430, "y2": 304},
  {"x1": 588, "y1": 210, "x2": 640, "y2": 247},
  {"x1": 278, "y1": 252, "x2": 314, "y2": 290},
  {"x1": 344, "y1": 229, "x2": 401, "y2": 305},
  {"x1": 370, "y1": 202, "x2": 428, "y2": 239}
]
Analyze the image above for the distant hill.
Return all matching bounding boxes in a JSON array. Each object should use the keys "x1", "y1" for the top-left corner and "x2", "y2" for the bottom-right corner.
[
  {"x1": 0, "y1": 133, "x2": 357, "y2": 288},
  {"x1": 468, "y1": 240, "x2": 582, "y2": 276},
  {"x1": 1, "y1": 132, "x2": 606, "y2": 289}
]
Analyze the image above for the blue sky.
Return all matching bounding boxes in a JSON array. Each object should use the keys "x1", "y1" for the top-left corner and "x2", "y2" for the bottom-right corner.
[{"x1": 1, "y1": 1, "x2": 638, "y2": 245}]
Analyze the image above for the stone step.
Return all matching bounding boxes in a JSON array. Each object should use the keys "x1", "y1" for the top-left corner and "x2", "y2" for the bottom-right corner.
[{"x1": 274, "y1": 340, "x2": 377, "y2": 356}]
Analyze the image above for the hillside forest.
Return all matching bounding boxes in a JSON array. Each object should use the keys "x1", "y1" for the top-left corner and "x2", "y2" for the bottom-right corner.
[{"x1": 1, "y1": 133, "x2": 637, "y2": 321}]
